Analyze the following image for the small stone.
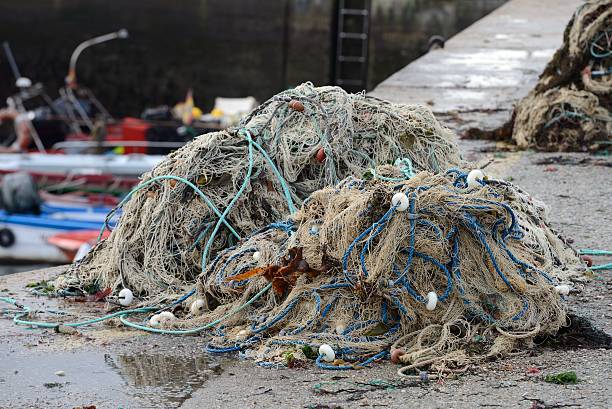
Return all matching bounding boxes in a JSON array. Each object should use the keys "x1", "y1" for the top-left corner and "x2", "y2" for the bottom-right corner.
[{"x1": 55, "y1": 325, "x2": 78, "y2": 335}]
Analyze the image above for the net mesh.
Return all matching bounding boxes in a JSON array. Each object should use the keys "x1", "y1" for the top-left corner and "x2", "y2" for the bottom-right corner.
[
  {"x1": 469, "y1": 0, "x2": 611, "y2": 151},
  {"x1": 166, "y1": 168, "x2": 583, "y2": 372},
  {"x1": 57, "y1": 83, "x2": 460, "y2": 301}
]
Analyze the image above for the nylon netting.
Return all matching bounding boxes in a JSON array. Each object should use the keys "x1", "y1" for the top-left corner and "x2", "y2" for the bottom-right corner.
[{"x1": 57, "y1": 83, "x2": 460, "y2": 301}]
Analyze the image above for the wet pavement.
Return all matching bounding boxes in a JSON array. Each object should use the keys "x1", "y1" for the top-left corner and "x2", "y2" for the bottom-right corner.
[
  {"x1": 0, "y1": 349, "x2": 222, "y2": 408},
  {"x1": 370, "y1": 0, "x2": 583, "y2": 134}
]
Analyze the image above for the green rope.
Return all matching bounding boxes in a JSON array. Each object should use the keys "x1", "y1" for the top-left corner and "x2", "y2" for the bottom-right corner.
[
  {"x1": 97, "y1": 174, "x2": 240, "y2": 242},
  {"x1": 1, "y1": 283, "x2": 272, "y2": 334},
  {"x1": 579, "y1": 249, "x2": 612, "y2": 256},
  {"x1": 119, "y1": 283, "x2": 272, "y2": 334},
  {"x1": 591, "y1": 263, "x2": 612, "y2": 271},
  {"x1": 201, "y1": 129, "x2": 254, "y2": 270},
  {"x1": 579, "y1": 249, "x2": 612, "y2": 271},
  {"x1": 1, "y1": 127, "x2": 302, "y2": 335},
  {"x1": 369, "y1": 157, "x2": 415, "y2": 182},
  {"x1": 0, "y1": 296, "x2": 154, "y2": 328}
]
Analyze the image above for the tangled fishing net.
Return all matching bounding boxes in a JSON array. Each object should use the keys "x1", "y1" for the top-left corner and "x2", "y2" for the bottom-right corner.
[
  {"x1": 57, "y1": 83, "x2": 459, "y2": 300},
  {"x1": 470, "y1": 0, "x2": 611, "y2": 151},
  {"x1": 161, "y1": 168, "x2": 583, "y2": 373}
]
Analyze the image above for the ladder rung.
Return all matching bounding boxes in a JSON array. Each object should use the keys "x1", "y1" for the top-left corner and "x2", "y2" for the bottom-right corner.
[
  {"x1": 338, "y1": 56, "x2": 366, "y2": 63},
  {"x1": 341, "y1": 9, "x2": 369, "y2": 16},
  {"x1": 340, "y1": 32, "x2": 368, "y2": 40}
]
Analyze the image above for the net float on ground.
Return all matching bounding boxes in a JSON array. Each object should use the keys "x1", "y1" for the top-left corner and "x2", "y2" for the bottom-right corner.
[
  {"x1": 118, "y1": 288, "x2": 134, "y2": 306},
  {"x1": 390, "y1": 349, "x2": 406, "y2": 364},
  {"x1": 158, "y1": 311, "x2": 177, "y2": 325},
  {"x1": 318, "y1": 344, "x2": 335, "y2": 362},
  {"x1": 149, "y1": 314, "x2": 161, "y2": 326},
  {"x1": 190, "y1": 299, "x2": 206, "y2": 316}
]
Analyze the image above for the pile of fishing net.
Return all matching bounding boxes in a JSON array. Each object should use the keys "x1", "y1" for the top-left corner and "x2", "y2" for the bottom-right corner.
[
  {"x1": 471, "y1": 0, "x2": 611, "y2": 151},
  {"x1": 163, "y1": 168, "x2": 583, "y2": 373},
  {"x1": 57, "y1": 83, "x2": 459, "y2": 300}
]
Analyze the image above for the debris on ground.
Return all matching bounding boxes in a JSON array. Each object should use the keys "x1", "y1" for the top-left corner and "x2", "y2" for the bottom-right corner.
[
  {"x1": 55, "y1": 324, "x2": 79, "y2": 335},
  {"x1": 533, "y1": 155, "x2": 612, "y2": 167},
  {"x1": 544, "y1": 371, "x2": 578, "y2": 384}
]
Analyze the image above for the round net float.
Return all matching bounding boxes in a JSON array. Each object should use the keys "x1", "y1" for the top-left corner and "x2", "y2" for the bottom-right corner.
[
  {"x1": 118, "y1": 288, "x2": 134, "y2": 307},
  {"x1": 580, "y1": 255, "x2": 593, "y2": 267},
  {"x1": 555, "y1": 284, "x2": 571, "y2": 296},
  {"x1": 318, "y1": 344, "x2": 335, "y2": 362},
  {"x1": 149, "y1": 314, "x2": 161, "y2": 327},
  {"x1": 390, "y1": 349, "x2": 406, "y2": 364},
  {"x1": 288, "y1": 100, "x2": 305, "y2": 112},
  {"x1": 315, "y1": 147, "x2": 326, "y2": 163},
  {"x1": 189, "y1": 299, "x2": 206, "y2": 316},
  {"x1": 425, "y1": 291, "x2": 438, "y2": 311},
  {"x1": 391, "y1": 192, "x2": 409, "y2": 211},
  {"x1": 158, "y1": 311, "x2": 177, "y2": 324},
  {"x1": 252, "y1": 251, "x2": 262, "y2": 261},
  {"x1": 467, "y1": 169, "x2": 484, "y2": 189}
]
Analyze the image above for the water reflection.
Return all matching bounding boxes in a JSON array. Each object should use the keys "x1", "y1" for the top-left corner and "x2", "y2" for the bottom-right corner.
[
  {"x1": 107, "y1": 352, "x2": 219, "y2": 408},
  {"x1": 0, "y1": 349, "x2": 220, "y2": 408}
]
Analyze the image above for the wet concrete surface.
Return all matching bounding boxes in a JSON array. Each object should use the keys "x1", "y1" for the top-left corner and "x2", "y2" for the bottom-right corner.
[
  {"x1": 0, "y1": 338, "x2": 226, "y2": 408},
  {"x1": 370, "y1": 0, "x2": 583, "y2": 134}
]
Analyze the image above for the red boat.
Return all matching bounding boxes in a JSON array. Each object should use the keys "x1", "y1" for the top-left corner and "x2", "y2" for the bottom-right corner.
[{"x1": 47, "y1": 229, "x2": 111, "y2": 262}]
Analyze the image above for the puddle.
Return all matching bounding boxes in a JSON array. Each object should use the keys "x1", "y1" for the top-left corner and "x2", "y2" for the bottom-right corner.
[{"x1": 0, "y1": 350, "x2": 222, "y2": 408}]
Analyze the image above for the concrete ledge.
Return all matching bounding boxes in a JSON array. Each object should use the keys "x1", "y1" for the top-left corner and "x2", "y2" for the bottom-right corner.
[{"x1": 370, "y1": 0, "x2": 582, "y2": 132}]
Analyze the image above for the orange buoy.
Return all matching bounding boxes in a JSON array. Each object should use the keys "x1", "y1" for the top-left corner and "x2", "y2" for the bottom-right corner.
[
  {"x1": 169, "y1": 179, "x2": 177, "y2": 188},
  {"x1": 316, "y1": 147, "x2": 326, "y2": 163},
  {"x1": 288, "y1": 100, "x2": 305, "y2": 112},
  {"x1": 197, "y1": 174, "x2": 209, "y2": 186},
  {"x1": 390, "y1": 349, "x2": 406, "y2": 364},
  {"x1": 581, "y1": 255, "x2": 593, "y2": 267}
]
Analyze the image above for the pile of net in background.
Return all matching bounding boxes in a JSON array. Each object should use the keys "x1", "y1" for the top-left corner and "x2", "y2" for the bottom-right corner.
[
  {"x1": 471, "y1": 0, "x2": 611, "y2": 151},
  {"x1": 169, "y1": 168, "x2": 582, "y2": 373},
  {"x1": 57, "y1": 83, "x2": 459, "y2": 301}
]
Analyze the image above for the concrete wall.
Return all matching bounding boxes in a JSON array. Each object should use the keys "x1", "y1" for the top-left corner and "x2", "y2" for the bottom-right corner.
[{"x1": 0, "y1": 0, "x2": 505, "y2": 116}]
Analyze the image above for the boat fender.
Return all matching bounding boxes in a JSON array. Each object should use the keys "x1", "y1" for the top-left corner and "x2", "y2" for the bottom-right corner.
[{"x1": 0, "y1": 228, "x2": 15, "y2": 248}]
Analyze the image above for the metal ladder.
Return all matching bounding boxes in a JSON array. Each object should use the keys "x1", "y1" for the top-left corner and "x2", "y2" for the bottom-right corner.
[{"x1": 334, "y1": 0, "x2": 371, "y2": 91}]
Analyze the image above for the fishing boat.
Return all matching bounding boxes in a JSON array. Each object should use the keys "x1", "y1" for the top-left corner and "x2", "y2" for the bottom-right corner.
[
  {"x1": 0, "y1": 152, "x2": 163, "y2": 176},
  {"x1": 0, "y1": 203, "x2": 115, "y2": 264},
  {"x1": 0, "y1": 172, "x2": 116, "y2": 263}
]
